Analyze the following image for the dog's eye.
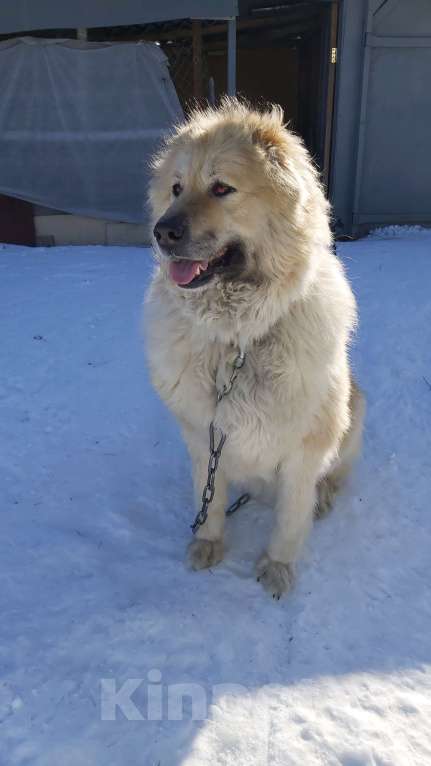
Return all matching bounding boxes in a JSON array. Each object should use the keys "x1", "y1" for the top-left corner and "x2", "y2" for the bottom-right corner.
[
  {"x1": 172, "y1": 183, "x2": 182, "y2": 197},
  {"x1": 211, "y1": 182, "x2": 235, "y2": 198}
]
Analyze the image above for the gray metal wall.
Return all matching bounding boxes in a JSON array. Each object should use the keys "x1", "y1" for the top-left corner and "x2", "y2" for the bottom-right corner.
[
  {"x1": 0, "y1": 1, "x2": 238, "y2": 34},
  {"x1": 332, "y1": 0, "x2": 431, "y2": 235}
]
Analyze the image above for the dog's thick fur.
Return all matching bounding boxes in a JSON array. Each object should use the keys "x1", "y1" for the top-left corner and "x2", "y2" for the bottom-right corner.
[{"x1": 144, "y1": 100, "x2": 364, "y2": 597}]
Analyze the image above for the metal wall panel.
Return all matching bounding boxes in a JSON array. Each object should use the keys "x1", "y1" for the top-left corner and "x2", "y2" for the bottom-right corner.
[
  {"x1": 357, "y1": 45, "x2": 431, "y2": 219},
  {"x1": 352, "y1": 0, "x2": 431, "y2": 228},
  {"x1": 0, "y1": 1, "x2": 238, "y2": 35},
  {"x1": 373, "y1": 0, "x2": 431, "y2": 36}
]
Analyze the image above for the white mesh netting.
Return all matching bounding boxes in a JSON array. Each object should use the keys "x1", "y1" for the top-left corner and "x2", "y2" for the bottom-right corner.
[{"x1": 0, "y1": 38, "x2": 183, "y2": 223}]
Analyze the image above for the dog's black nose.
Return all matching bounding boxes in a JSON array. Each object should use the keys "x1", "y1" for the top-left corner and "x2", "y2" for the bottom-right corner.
[{"x1": 153, "y1": 215, "x2": 187, "y2": 247}]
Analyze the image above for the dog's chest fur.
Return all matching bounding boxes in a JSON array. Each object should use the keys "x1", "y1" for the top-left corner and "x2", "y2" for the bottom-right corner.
[
  {"x1": 145, "y1": 289, "x2": 314, "y2": 481},
  {"x1": 154, "y1": 342, "x2": 281, "y2": 480}
]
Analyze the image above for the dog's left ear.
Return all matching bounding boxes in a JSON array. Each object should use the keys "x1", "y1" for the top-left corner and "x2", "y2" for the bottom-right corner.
[
  {"x1": 251, "y1": 107, "x2": 286, "y2": 164},
  {"x1": 251, "y1": 109, "x2": 310, "y2": 205}
]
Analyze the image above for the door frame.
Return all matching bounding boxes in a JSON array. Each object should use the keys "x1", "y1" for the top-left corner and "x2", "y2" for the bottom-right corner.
[{"x1": 322, "y1": 0, "x2": 340, "y2": 192}]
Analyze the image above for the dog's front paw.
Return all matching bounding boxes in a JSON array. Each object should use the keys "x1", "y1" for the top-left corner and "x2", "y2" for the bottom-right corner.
[
  {"x1": 256, "y1": 553, "x2": 294, "y2": 599},
  {"x1": 188, "y1": 538, "x2": 224, "y2": 570}
]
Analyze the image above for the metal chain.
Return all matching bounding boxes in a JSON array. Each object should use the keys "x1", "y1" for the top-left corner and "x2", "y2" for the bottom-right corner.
[
  {"x1": 191, "y1": 350, "x2": 249, "y2": 534},
  {"x1": 191, "y1": 422, "x2": 226, "y2": 533},
  {"x1": 225, "y1": 492, "x2": 251, "y2": 516}
]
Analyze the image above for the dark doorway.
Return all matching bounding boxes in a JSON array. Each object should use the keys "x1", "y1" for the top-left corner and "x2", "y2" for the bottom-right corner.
[{"x1": 206, "y1": 1, "x2": 338, "y2": 186}]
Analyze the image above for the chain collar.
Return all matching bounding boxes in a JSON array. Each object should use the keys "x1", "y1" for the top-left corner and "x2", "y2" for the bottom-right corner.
[{"x1": 191, "y1": 349, "x2": 249, "y2": 534}]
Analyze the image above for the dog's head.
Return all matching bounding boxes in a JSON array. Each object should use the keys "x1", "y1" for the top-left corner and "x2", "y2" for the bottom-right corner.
[{"x1": 149, "y1": 100, "x2": 331, "y2": 339}]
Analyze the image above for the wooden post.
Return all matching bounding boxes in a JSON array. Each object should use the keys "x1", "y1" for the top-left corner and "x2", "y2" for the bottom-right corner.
[
  {"x1": 227, "y1": 18, "x2": 237, "y2": 96},
  {"x1": 192, "y1": 20, "x2": 203, "y2": 101}
]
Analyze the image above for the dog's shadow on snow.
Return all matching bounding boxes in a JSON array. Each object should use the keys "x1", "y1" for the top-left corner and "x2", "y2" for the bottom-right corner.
[
  {"x1": 113, "y1": 438, "x2": 429, "y2": 688},
  {"x1": 101, "y1": 410, "x2": 429, "y2": 765}
]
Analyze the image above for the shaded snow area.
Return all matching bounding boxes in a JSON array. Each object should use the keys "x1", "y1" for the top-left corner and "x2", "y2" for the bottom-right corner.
[{"x1": 1, "y1": 227, "x2": 431, "y2": 766}]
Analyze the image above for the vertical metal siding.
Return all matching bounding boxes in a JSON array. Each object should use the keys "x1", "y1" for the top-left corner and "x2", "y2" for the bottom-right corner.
[
  {"x1": 329, "y1": 0, "x2": 368, "y2": 235},
  {"x1": 352, "y1": 0, "x2": 431, "y2": 229}
]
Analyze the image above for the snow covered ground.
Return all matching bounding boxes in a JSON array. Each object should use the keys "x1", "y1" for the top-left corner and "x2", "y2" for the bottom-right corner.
[{"x1": 1, "y1": 227, "x2": 431, "y2": 766}]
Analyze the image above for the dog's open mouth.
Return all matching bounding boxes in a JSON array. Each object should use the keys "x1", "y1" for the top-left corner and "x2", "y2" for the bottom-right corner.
[{"x1": 168, "y1": 243, "x2": 244, "y2": 289}]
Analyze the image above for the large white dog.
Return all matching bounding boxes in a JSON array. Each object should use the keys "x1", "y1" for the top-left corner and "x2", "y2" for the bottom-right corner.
[{"x1": 144, "y1": 100, "x2": 364, "y2": 598}]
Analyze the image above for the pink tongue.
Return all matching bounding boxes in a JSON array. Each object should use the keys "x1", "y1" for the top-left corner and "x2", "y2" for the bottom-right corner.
[{"x1": 169, "y1": 260, "x2": 203, "y2": 285}]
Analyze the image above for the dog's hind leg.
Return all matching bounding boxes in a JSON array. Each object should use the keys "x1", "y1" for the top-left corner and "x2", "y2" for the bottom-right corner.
[
  {"x1": 315, "y1": 473, "x2": 340, "y2": 519},
  {"x1": 315, "y1": 379, "x2": 365, "y2": 519}
]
